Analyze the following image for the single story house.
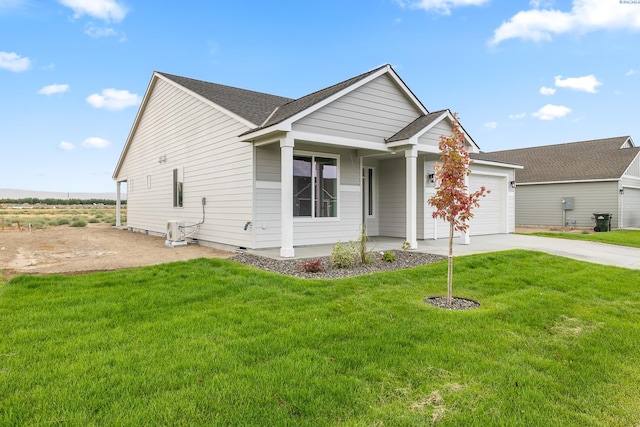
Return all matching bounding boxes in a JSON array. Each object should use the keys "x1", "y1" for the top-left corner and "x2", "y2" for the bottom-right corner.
[
  {"x1": 112, "y1": 64, "x2": 520, "y2": 257},
  {"x1": 485, "y1": 136, "x2": 640, "y2": 229}
]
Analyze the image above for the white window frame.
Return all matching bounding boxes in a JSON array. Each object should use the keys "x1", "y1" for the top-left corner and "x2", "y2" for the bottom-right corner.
[
  {"x1": 293, "y1": 150, "x2": 340, "y2": 222},
  {"x1": 173, "y1": 168, "x2": 183, "y2": 208},
  {"x1": 363, "y1": 166, "x2": 376, "y2": 218}
]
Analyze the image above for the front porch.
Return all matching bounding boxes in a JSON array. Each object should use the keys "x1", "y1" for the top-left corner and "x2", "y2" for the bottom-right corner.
[{"x1": 246, "y1": 235, "x2": 501, "y2": 260}]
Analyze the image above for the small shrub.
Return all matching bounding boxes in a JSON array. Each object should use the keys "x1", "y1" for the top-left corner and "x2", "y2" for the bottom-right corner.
[
  {"x1": 70, "y1": 218, "x2": 87, "y2": 227},
  {"x1": 382, "y1": 251, "x2": 396, "y2": 262},
  {"x1": 331, "y1": 241, "x2": 357, "y2": 269},
  {"x1": 57, "y1": 218, "x2": 71, "y2": 225},
  {"x1": 401, "y1": 241, "x2": 411, "y2": 255},
  {"x1": 88, "y1": 217, "x2": 100, "y2": 223},
  {"x1": 300, "y1": 259, "x2": 324, "y2": 273},
  {"x1": 357, "y1": 223, "x2": 375, "y2": 264}
]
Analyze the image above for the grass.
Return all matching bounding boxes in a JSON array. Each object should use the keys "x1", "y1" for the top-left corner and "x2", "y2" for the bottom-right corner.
[
  {"x1": 524, "y1": 229, "x2": 640, "y2": 248},
  {"x1": 1, "y1": 251, "x2": 639, "y2": 425}
]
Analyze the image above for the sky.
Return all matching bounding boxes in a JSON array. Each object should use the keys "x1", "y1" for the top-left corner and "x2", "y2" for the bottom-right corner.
[{"x1": 1, "y1": 0, "x2": 640, "y2": 193}]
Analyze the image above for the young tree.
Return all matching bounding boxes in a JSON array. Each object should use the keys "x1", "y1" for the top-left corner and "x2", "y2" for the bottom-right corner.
[{"x1": 428, "y1": 113, "x2": 488, "y2": 305}]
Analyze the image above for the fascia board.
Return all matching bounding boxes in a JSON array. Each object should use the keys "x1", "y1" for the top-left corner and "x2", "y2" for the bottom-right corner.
[{"x1": 472, "y1": 159, "x2": 524, "y2": 169}]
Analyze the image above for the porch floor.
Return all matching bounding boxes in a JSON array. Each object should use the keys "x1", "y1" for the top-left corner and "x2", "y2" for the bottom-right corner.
[{"x1": 247, "y1": 235, "x2": 513, "y2": 260}]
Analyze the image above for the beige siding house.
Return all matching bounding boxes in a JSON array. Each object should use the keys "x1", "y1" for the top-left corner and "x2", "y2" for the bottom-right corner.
[
  {"x1": 113, "y1": 65, "x2": 520, "y2": 257},
  {"x1": 486, "y1": 137, "x2": 640, "y2": 229}
]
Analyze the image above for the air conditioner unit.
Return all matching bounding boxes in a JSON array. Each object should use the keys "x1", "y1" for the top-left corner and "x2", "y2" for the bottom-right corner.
[{"x1": 165, "y1": 220, "x2": 187, "y2": 247}]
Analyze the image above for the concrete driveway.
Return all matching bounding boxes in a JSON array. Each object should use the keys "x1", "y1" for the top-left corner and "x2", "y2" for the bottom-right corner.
[{"x1": 418, "y1": 234, "x2": 640, "y2": 270}]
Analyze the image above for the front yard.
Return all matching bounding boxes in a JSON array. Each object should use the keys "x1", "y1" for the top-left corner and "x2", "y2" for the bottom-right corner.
[{"x1": 1, "y1": 250, "x2": 639, "y2": 425}]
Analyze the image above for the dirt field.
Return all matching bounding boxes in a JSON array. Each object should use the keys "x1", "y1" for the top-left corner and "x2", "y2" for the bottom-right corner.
[{"x1": 0, "y1": 223, "x2": 233, "y2": 282}]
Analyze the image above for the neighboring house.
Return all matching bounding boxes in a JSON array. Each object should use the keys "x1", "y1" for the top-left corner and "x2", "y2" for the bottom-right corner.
[
  {"x1": 112, "y1": 64, "x2": 520, "y2": 257},
  {"x1": 485, "y1": 136, "x2": 640, "y2": 229}
]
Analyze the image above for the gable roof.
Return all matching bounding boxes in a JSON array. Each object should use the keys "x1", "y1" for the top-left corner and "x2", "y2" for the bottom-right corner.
[
  {"x1": 386, "y1": 110, "x2": 448, "y2": 142},
  {"x1": 484, "y1": 136, "x2": 640, "y2": 183},
  {"x1": 157, "y1": 72, "x2": 293, "y2": 126}
]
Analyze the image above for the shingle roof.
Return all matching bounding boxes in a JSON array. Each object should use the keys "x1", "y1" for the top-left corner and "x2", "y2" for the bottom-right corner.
[
  {"x1": 483, "y1": 136, "x2": 639, "y2": 183},
  {"x1": 159, "y1": 65, "x2": 391, "y2": 133},
  {"x1": 157, "y1": 72, "x2": 293, "y2": 126},
  {"x1": 386, "y1": 110, "x2": 446, "y2": 142}
]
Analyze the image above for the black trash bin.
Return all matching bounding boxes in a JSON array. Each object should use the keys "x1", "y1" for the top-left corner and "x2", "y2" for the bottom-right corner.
[{"x1": 593, "y1": 213, "x2": 612, "y2": 232}]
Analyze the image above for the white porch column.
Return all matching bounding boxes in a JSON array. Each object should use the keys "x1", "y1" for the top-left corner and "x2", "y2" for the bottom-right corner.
[
  {"x1": 405, "y1": 147, "x2": 418, "y2": 249},
  {"x1": 115, "y1": 181, "x2": 122, "y2": 227},
  {"x1": 463, "y1": 172, "x2": 471, "y2": 245},
  {"x1": 280, "y1": 134, "x2": 295, "y2": 258}
]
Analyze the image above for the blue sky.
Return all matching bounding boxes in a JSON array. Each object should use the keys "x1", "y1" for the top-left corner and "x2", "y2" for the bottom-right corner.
[{"x1": 2, "y1": 0, "x2": 640, "y2": 193}]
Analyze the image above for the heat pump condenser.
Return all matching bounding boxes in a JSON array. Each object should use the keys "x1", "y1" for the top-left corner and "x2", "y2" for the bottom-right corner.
[{"x1": 166, "y1": 220, "x2": 187, "y2": 247}]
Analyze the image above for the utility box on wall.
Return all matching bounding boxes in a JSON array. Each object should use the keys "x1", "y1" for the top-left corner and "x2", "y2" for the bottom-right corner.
[{"x1": 561, "y1": 197, "x2": 574, "y2": 210}]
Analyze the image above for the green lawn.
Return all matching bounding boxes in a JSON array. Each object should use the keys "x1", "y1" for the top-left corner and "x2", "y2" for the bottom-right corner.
[
  {"x1": 1, "y1": 251, "x2": 639, "y2": 426},
  {"x1": 523, "y1": 229, "x2": 640, "y2": 248}
]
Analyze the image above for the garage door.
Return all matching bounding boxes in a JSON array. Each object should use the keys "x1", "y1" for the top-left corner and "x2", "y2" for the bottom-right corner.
[
  {"x1": 622, "y1": 187, "x2": 640, "y2": 228},
  {"x1": 468, "y1": 174, "x2": 505, "y2": 235}
]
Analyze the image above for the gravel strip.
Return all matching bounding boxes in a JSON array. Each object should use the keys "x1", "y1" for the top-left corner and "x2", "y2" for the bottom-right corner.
[{"x1": 231, "y1": 250, "x2": 445, "y2": 279}]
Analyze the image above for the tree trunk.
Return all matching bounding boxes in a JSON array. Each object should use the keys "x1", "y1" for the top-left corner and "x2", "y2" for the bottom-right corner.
[{"x1": 447, "y1": 221, "x2": 454, "y2": 305}]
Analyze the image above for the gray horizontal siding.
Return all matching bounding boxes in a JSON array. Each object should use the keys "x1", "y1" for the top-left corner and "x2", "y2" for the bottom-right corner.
[
  {"x1": 378, "y1": 157, "x2": 405, "y2": 237},
  {"x1": 516, "y1": 181, "x2": 619, "y2": 228},
  {"x1": 253, "y1": 143, "x2": 362, "y2": 248},
  {"x1": 116, "y1": 77, "x2": 254, "y2": 248},
  {"x1": 293, "y1": 74, "x2": 421, "y2": 143}
]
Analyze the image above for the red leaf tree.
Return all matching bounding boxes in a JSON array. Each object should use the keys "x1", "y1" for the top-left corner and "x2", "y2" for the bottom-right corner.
[{"x1": 428, "y1": 113, "x2": 489, "y2": 305}]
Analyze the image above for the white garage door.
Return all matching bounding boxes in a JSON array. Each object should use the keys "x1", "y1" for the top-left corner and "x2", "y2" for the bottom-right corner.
[
  {"x1": 622, "y1": 187, "x2": 640, "y2": 228},
  {"x1": 468, "y1": 174, "x2": 505, "y2": 235}
]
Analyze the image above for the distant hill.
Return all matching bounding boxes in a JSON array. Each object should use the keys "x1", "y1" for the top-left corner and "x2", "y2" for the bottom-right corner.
[{"x1": 0, "y1": 188, "x2": 125, "y2": 200}]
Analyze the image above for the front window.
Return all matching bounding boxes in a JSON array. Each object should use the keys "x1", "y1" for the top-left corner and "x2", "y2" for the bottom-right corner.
[{"x1": 293, "y1": 154, "x2": 338, "y2": 218}]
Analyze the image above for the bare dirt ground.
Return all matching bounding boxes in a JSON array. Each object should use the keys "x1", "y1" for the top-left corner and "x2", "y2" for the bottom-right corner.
[{"x1": 0, "y1": 224, "x2": 233, "y2": 282}]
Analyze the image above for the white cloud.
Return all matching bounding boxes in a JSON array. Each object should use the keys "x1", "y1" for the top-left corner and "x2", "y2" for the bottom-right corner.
[
  {"x1": 395, "y1": 0, "x2": 489, "y2": 15},
  {"x1": 84, "y1": 24, "x2": 118, "y2": 38},
  {"x1": 490, "y1": 0, "x2": 640, "y2": 45},
  {"x1": 540, "y1": 86, "x2": 556, "y2": 95},
  {"x1": 86, "y1": 88, "x2": 140, "y2": 110},
  {"x1": 59, "y1": 141, "x2": 75, "y2": 151},
  {"x1": 554, "y1": 74, "x2": 601, "y2": 93},
  {"x1": 532, "y1": 104, "x2": 572, "y2": 120},
  {"x1": 59, "y1": 0, "x2": 128, "y2": 22},
  {"x1": 626, "y1": 69, "x2": 637, "y2": 76},
  {"x1": 508, "y1": 112, "x2": 526, "y2": 119},
  {"x1": 0, "y1": 51, "x2": 31, "y2": 72},
  {"x1": 82, "y1": 137, "x2": 111, "y2": 148},
  {"x1": 38, "y1": 83, "x2": 70, "y2": 95},
  {"x1": 484, "y1": 121, "x2": 497, "y2": 129}
]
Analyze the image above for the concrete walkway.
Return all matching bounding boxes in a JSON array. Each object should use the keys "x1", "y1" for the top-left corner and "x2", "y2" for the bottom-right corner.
[{"x1": 251, "y1": 234, "x2": 640, "y2": 270}]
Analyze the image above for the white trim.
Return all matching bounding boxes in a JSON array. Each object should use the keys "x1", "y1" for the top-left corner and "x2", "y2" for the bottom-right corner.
[
  {"x1": 472, "y1": 159, "x2": 524, "y2": 170},
  {"x1": 291, "y1": 130, "x2": 389, "y2": 152},
  {"x1": 280, "y1": 134, "x2": 295, "y2": 257},
  {"x1": 363, "y1": 166, "x2": 376, "y2": 219}
]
